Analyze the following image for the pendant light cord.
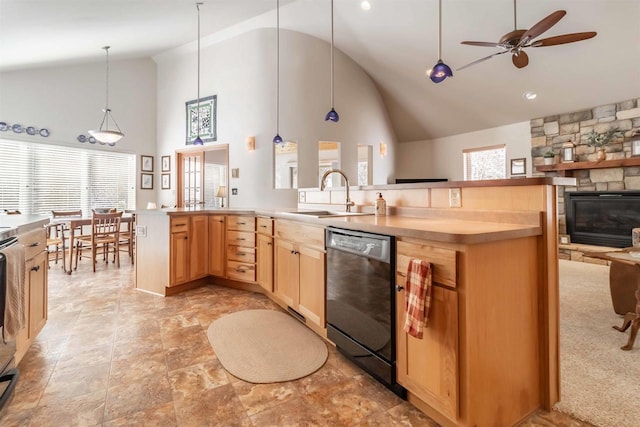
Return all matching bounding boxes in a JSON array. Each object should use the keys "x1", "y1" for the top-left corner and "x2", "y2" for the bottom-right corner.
[
  {"x1": 196, "y1": 2, "x2": 202, "y2": 138},
  {"x1": 437, "y1": 0, "x2": 442, "y2": 60},
  {"x1": 330, "y1": 0, "x2": 334, "y2": 108},
  {"x1": 276, "y1": 0, "x2": 280, "y2": 135}
]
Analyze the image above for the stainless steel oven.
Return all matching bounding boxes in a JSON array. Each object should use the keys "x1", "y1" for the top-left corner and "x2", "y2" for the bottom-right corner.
[
  {"x1": 0, "y1": 236, "x2": 20, "y2": 417},
  {"x1": 325, "y1": 227, "x2": 405, "y2": 397}
]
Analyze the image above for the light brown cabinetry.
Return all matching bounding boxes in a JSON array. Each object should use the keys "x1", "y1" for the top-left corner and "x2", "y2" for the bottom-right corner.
[
  {"x1": 395, "y1": 239, "x2": 458, "y2": 420},
  {"x1": 273, "y1": 219, "x2": 325, "y2": 332},
  {"x1": 208, "y1": 215, "x2": 225, "y2": 277},
  {"x1": 256, "y1": 217, "x2": 274, "y2": 293},
  {"x1": 169, "y1": 215, "x2": 208, "y2": 286},
  {"x1": 226, "y1": 216, "x2": 256, "y2": 283},
  {"x1": 16, "y1": 228, "x2": 48, "y2": 364}
]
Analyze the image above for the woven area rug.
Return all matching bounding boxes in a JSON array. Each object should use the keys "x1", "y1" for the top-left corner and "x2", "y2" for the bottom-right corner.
[
  {"x1": 207, "y1": 309, "x2": 328, "y2": 383},
  {"x1": 554, "y1": 260, "x2": 640, "y2": 427}
]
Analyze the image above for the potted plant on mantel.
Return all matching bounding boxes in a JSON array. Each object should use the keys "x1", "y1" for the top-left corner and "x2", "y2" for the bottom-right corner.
[
  {"x1": 543, "y1": 150, "x2": 555, "y2": 165},
  {"x1": 585, "y1": 128, "x2": 624, "y2": 162}
]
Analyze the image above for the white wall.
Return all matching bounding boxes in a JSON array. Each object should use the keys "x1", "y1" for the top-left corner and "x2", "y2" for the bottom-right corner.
[
  {"x1": 396, "y1": 121, "x2": 531, "y2": 181},
  {"x1": 0, "y1": 58, "x2": 158, "y2": 208},
  {"x1": 155, "y1": 28, "x2": 397, "y2": 209}
]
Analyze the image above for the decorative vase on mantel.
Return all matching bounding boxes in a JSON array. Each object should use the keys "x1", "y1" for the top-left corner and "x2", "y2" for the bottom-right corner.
[{"x1": 596, "y1": 148, "x2": 606, "y2": 162}]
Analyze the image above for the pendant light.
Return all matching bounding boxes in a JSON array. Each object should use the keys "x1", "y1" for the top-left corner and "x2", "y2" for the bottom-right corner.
[
  {"x1": 88, "y1": 46, "x2": 124, "y2": 143},
  {"x1": 273, "y1": 0, "x2": 283, "y2": 143},
  {"x1": 324, "y1": 0, "x2": 339, "y2": 122},
  {"x1": 428, "y1": 0, "x2": 453, "y2": 83},
  {"x1": 193, "y1": 2, "x2": 204, "y2": 146}
]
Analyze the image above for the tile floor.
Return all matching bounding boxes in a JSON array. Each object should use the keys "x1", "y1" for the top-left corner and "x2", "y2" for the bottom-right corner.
[{"x1": 1, "y1": 257, "x2": 592, "y2": 426}]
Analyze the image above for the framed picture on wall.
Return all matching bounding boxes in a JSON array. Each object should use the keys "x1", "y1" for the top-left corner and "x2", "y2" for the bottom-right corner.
[
  {"x1": 510, "y1": 158, "x2": 526, "y2": 176},
  {"x1": 141, "y1": 173, "x2": 153, "y2": 190},
  {"x1": 185, "y1": 95, "x2": 217, "y2": 145},
  {"x1": 141, "y1": 155, "x2": 154, "y2": 172},
  {"x1": 161, "y1": 173, "x2": 170, "y2": 190},
  {"x1": 161, "y1": 155, "x2": 171, "y2": 172}
]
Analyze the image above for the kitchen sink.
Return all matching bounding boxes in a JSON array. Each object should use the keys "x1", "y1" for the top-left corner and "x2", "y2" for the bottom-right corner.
[{"x1": 279, "y1": 210, "x2": 372, "y2": 218}]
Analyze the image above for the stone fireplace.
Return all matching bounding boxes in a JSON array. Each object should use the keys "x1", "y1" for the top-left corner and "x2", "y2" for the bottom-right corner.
[{"x1": 530, "y1": 97, "x2": 640, "y2": 262}]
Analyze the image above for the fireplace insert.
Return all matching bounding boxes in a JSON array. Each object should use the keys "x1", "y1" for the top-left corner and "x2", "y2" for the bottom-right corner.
[{"x1": 565, "y1": 191, "x2": 640, "y2": 247}]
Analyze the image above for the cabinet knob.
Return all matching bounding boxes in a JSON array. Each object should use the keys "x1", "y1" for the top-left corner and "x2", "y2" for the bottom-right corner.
[
  {"x1": 267, "y1": 242, "x2": 272, "y2": 246},
  {"x1": 31, "y1": 265, "x2": 40, "y2": 272},
  {"x1": 395, "y1": 285, "x2": 404, "y2": 292}
]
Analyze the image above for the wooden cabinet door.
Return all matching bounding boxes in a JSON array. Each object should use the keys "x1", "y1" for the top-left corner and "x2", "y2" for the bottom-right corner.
[
  {"x1": 257, "y1": 233, "x2": 273, "y2": 293},
  {"x1": 274, "y1": 239, "x2": 298, "y2": 308},
  {"x1": 189, "y1": 215, "x2": 209, "y2": 280},
  {"x1": 396, "y1": 275, "x2": 459, "y2": 420},
  {"x1": 27, "y1": 251, "x2": 48, "y2": 338},
  {"x1": 170, "y1": 230, "x2": 189, "y2": 285},
  {"x1": 208, "y1": 215, "x2": 225, "y2": 276},
  {"x1": 298, "y1": 245, "x2": 325, "y2": 329}
]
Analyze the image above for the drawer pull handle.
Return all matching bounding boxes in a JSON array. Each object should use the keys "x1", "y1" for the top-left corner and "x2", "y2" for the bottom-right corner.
[
  {"x1": 237, "y1": 253, "x2": 246, "y2": 256},
  {"x1": 29, "y1": 242, "x2": 41, "y2": 247},
  {"x1": 236, "y1": 268, "x2": 247, "y2": 273},
  {"x1": 237, "y1": 238, "x2": 246, "y2": 241},
  {"x1": 175, "y1": 223, "x2": 187, "y2": 226},
  {"x1": 260, "y1": 225, "x2": 267, "y2": 228},
  {"x1": 395, "y1": 285, "x2": 404, "y2": 292},
  {"x1": 31, "y1": 265, "x2": 40, "y2": 272},
  {"x1": 238, "y1": 222, "x2": 246, "y2": 225},
  {"x1": 267, "y1": 242, "x2": 272, "y2": 246},
  {"x1": 290, "y1": 250, "x2": 299, "y2": 255},
  {"x1": 398, "y1": 272, "x2": 407, "y2": 277}
]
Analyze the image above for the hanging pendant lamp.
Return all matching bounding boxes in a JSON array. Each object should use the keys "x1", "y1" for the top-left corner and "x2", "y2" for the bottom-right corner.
[
  {"x1": 429, "y1": 0, "x2": 453, "y2": 83},
  {"x1": 324, "y1": 0, "x2": 339, "y2": 122},
  {"x1": 193, "y1": 2, "x2": 204, "y2": 145},
  {"x1": 88, "y1": 46, "x2": 124, "y2": 144},
  {"x1": 273, "y1": 0, "x2": 283, "y2": 143}
]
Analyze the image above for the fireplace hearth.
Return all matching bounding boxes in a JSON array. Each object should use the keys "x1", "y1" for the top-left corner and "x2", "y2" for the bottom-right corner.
[{"x1": 566, "y1": 191, "x2": 640, "y2": 248}]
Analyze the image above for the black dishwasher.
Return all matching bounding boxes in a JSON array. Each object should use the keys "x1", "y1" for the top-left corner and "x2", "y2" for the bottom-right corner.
[{"x1": 325, "y1": 227, "x2": 405, "y2": 397}]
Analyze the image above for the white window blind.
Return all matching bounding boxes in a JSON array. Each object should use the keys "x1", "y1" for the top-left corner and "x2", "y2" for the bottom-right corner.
[
  {"x1": 463, "y1": 144, "x2": 506, "y2": 181},
  {"x1": 0, "y1": 138, "x2": 136, "y2": 215}
]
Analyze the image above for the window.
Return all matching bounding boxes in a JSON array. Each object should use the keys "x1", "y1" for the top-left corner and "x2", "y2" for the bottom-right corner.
[
  {"x1": 463, "y1": 144, "x2": 506, "y2": 181},
  {"x1": 0, "y1": 138, "x2": 136, "y2": 215}
]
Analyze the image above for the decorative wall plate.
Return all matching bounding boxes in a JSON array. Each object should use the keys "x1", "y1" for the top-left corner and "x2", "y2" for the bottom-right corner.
[
  {"x1": 88, "y1": 137, "x2": 96, "y2": 144},
  {"x1": 77, "y1": 135, "x2": 87, "y2": 142},
  {"x1": 0, "y1": 122, "x2": 7, "y2": 131},
  {"x1": 39, "y1": 129, "x2": 49, "y2": 137},
  {"x1": 26, "y1": 126, "x2": 37, "y2": 135},
  {"x1": 12, "y1": 124, "x2": 23, "y2": 133}
]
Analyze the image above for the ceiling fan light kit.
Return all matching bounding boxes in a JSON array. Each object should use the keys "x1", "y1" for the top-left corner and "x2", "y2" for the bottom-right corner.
[
  {"x1": 429, "y1": 0, "x2": 452, "y2": 84},
  {"x1": 458, "y1": 0, "x2": 596, "y2": 71},
  {"x1": 89, "y1": 46, "x2": 124, "y2": 144}
]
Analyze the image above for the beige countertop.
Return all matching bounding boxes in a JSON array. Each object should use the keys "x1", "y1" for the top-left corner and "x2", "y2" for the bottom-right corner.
[
  {"x1": 0, "y1": 214, "x2": 49, "y2": 240},
  {"x1": 136, "y1": 207, "x2": 540, "y2": 244}
]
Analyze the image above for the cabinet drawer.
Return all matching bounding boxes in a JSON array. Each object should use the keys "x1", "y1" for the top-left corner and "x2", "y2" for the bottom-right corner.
[
  {"x1": 228, "y1": 245, "x2": 255, "y2": 263},
  {"x1": 20, "y1": 229, "x2": 46, "y2": 261},
  {"x1": 274, "y1": 220, "x2": 324, "y2": 250},
  {"x1": 396, "y1": 241, "x2": 457, "y2": 289},
  {"x1": 227, "y1": 261, "x2": 256, "y2": 282},
  {"x1": 170, "y1": 218, "x2": 189, "y2": 233},
  {"x1": 227, "y1": 231, "x2": 255, "y2": 247},
  {"x1": 257, "y1": 217, "x2": 273, "y2": 236},
  {"x1": 227, "y1": 216, "x2": 255, "y2": 232}
]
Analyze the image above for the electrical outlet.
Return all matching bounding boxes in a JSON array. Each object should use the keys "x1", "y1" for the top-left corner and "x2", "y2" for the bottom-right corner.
[
  {"x1": 135, "y1": 225, "x2": 147, "y2": 237},
  {"x1": 232, "y1": 188, "x2": 238, "y2": 195},
  {"x1": 449, "y1": 188, "x2": 461, "y2": 208},
  {"x1": 299, "y1": 191, "x2": 306, "y2": 203}
]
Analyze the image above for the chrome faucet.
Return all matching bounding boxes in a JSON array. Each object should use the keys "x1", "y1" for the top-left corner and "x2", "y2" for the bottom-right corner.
[{"x1": 320, "y1": 169, "x2": 355, "y2": 212}]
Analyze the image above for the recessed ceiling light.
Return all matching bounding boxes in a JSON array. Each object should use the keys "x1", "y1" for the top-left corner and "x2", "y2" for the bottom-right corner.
[
  {"x1": 361, "y1": 1, "x2": 371, "y2": 11},
  {"x1": 523, "y1": 91, "x2": 537, "y2": 100}
]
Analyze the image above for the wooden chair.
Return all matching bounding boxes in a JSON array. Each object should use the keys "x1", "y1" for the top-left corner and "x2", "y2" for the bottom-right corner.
[
  {"x1": 118, "y1": 213, "x2": 135, "y2": 265},
  {"x1": 45, "y1": 223, "x2": 66, "y2": 271},
  {"x1": 4, "y1": 209, "x2": 21, "y2": 215},
  {"x1": 75, "y1": 211, "x2": 123, "y2": 272},
  {"x1": 52, "y1": 210, "x2": 88, "y2": 268}
]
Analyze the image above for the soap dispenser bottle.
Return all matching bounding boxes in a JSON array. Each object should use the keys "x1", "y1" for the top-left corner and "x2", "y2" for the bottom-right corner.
[{"x1": 375, "y1": 193, "x2": 386, "y2": 217}]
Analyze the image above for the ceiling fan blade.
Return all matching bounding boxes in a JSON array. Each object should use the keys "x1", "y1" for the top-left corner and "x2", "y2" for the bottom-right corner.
[
  {"x1": 520, "y1": 10, "x2": 566, "y2": 43},
  {"x1": 460, "y1": 41, "x2": 500, "y2": 47},
  {"x1": 456, "y1": 51, "x2": 508, "y2": 71},
  {"x1": 512, "y1": 51, "x2": 529, "y2": 68},
  {"x1": 531, "y1": 31, "x2": 597, "y2": 47}
]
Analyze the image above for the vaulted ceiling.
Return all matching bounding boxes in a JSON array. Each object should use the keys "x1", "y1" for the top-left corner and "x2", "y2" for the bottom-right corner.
[{"x1": 1, "y1": 0, "x2": 639, "y2": 141}]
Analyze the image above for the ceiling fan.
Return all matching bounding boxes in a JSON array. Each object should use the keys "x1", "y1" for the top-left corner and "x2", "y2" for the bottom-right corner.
[{"x1": 457, "y1": 0, "x2": 597, "y2": 71}]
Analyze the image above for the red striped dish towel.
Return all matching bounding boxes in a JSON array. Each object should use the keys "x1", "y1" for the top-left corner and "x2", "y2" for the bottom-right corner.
[{"x1": 403, "y1": 258, "x2": 433, "y2": 339}]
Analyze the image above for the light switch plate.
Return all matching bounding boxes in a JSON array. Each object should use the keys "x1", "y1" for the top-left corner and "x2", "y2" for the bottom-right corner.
[
  {"x1": 449, "y1": 188, "x2": 461, "y2": 208},
  {"x1": 135, "y1": 225, "x2": 147, "y2": 237},
  {"x1": 299, "y1": 191, "x2": 306, "y2": 203}
]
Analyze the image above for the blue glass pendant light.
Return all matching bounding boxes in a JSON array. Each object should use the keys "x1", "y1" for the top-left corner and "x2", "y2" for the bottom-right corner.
[
  {"x1": 193, "y1": 3, "x2": 204, "y2": 145},
  {"x1": 273, "y1": 0, "x2": 283, "y2": 144},
  {"x1": 429, "y1": 0, "x2": 453, "y2": 83},
  {"x1": 324, "y1": 0, "x2": 339, "y2": 122}
]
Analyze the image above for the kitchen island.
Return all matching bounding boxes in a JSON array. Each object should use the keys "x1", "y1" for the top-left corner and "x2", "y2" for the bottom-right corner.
[{"x1": 135, "y1": 177, "x2": 571, "y2": 427}]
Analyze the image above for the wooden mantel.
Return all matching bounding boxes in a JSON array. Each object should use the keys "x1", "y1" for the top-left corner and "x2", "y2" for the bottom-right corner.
[{"x1": 536, "y1": 157, "x2": 640, "y2": 176}]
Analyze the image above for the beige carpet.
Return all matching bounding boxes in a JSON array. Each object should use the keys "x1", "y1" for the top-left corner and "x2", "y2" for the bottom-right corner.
[
  {"x1": 554, "y1": 260, "x2": 640, "y2": 427},
  {"x1": 207, "y1": 309, "x2": 328, "y2": 383}
]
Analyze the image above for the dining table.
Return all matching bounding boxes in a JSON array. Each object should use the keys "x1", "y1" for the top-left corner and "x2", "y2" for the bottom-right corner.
[
  {"x1": 51, "y1": 214, "x2": 134, "y2": 274},
  {"x1": 585, "y1": 247, "x2": 640, "y2": 350}
]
